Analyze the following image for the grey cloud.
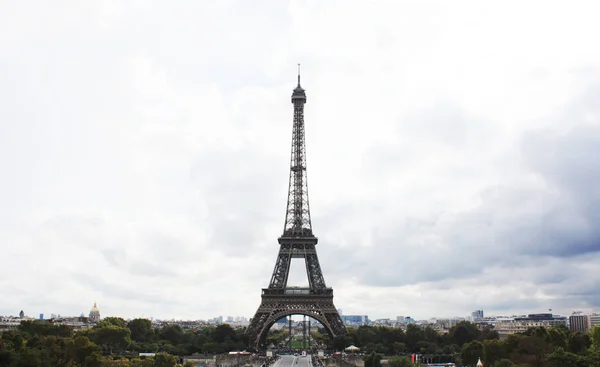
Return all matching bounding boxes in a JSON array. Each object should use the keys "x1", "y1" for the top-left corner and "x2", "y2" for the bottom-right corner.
[
  {"x1": 73, "y1": 272, "x2": 169, "y2": 305},
  {"x1": 191, "y1": 147, "x2": 287, "y2": 256},
  {"x1": 99, "y1": 248, "x2": 177, "y2": 278},
  {"x1": 3, "y1": 1, "x2": 600, "y2": 320},
  {"x1": 317, "y1": 81, "x2": 600, "y2": 315}
]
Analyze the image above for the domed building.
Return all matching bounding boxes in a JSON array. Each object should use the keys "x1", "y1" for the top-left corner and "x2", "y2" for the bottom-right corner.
[{"x1": 89, "y1": 302, "x2": 101, "y2": 323}]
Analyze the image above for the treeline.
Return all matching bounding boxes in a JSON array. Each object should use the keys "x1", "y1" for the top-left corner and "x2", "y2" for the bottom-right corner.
[
  {"x1": 2, "y1": 318, "x2": 600, "y2": 367},
  {"x1": 322, "y1": 322, "x2": 600, "y2": 367},
  {"x1": 0, "y1": 317, "x2": 253, "y2": 366}
]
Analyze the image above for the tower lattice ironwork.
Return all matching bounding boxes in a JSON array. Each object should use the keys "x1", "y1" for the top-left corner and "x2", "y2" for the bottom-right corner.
[{"x1": 246, "y1": 67, "x2": 346, "y2": 350}]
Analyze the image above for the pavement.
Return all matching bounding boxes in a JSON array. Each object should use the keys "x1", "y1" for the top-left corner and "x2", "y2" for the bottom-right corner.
[{"x1": 274, "y1": 355, "x2": 312, "y2": 367}]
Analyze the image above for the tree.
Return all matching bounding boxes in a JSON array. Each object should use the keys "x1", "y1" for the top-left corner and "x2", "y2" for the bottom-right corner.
[
  {"x1": 66, "y1": 335, "x2": 101, "y2": 365},
  {"x1": 0, "y1": 349, "x2": 16, "y2": 367},
  {"x1": 15, "y1": 348, "x2": 42, "y2": 367},
  {"x1": 391, "y1": 342, "x2": 406, "y2": 354},
  {"x1": 88, "y1": 326, "x2": 132, "y2": 355},
  {"x1": 35, "y1": 335, "x2": 69, "y2": 366},
  {"x1": 84, "y1": 352, "x2": 104, "y2": 367},
  {"x1": 493, "y1": 359, "x2": 514, "y2": 367},
  {"x1": 514, "y1": 336, "x2": 551, "y2": 367},
  {"x1": 362, "y1": 353, "x2": 382, "y2": 367},
  {"x1": 481, "y1": 328, "x2": 500, "y2": 341},
  {"x1": 158, "y1": 325, "x2": 184, "y2": 345},
  {"x1": 546, "y1": 347, "x2": 586, "y2": 367},
  {"x1": 460, "y1": 340, "x2": 485, "y2": 367},
  {"x1": 590, "y1": 325, "x2": 600, "y2": 351},
  {"x1": 96, "y1": 317, "x2": 127, "y2": 329},
  {"x1": 212, "y1": 324, "x2": 237, "y2": 344},
  {"x1": 424, "y1": 326, "x2": 441, "y2": 344},
  {"x1": 405, "y1": 324, "x2": 425, "y2": 352},
  {"x1": 587, "y1": 349, "x2": 600, "y2": 367},
  {"x1": 547, "y1": 325, "x2": 569, "y2": 349},
  {"x1": 332, "y1": 334, "x2": 353, "y2": 351},
  {"x1": 568, "y1": 332, "x2": 591, "y2": 354},
  {"x1": 128, "y1": 319, "x2": 155, "y2": 343},
  {"x1": 483, "y1": 339, "x2": 506, "y2": 366},
  {"x1": 0, "y1": 331, "x2": 26, "y2": 351},
  {"x1": 388, "y1": 356, "x2": 412, "y2": 367},
  {"x1": 19, "y1": 320, "x2": 73, "y2": 338},
  {"x1": 152, "y1": 352, "x2": 177, "y2": 367},
  {"x1": 202, "y1": 342, "x2": 220, "y2": 354},
  {"x1": 449, "y1": 322, "x2": 481, "y2": 347}
]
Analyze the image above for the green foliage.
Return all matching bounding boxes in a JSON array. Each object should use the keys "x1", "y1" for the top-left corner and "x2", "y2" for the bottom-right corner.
[
  {"x1": 19, "y1": 320, "x2": 73, "y2": 338},
  {"x1": 493, "y1": 359, "x2": 514, "y2": 367},
  {"x1": 127, "y1": 319, "x2": 154, "y2": 343},
  {"x1": 587, "y1": 348, "x2": 600, "y2": 367},
  {"x1": 461, "y1": 340, "x2": 485, "y2": 367},
  {"x1": 362, "y1": 352, "x2": 382, "y2": 367},
  {"x1": 546, "y1": 347, "x2": 587, "y2": 367},
  {"x1": 483, "y1": 339, "x2": 506, "y2": 366},
  {"x1": 387, "y1": 355, "x2": 412, "y2": 367},
  {"x1": 2, "y1": 318, "x2": 599, "y2": 367},
  {"x1": 212, "y1": 324, "x2": 236, "y2": 344},
  {"x1": 449, "y1": 321, "x2": 481, "y2": 347},
  {"x1": 512, "y1": 335, "x2": 552, "y2": 367},
  {"x1": 0, "y1": 318, "x2": 257, "y2": 366},
  {"x1": 481, "y1": 328, "x2": 500, "y2": 341},
  {"x1": 152, "y1": 352, "x2": 177, "y2": 367},
  {"x1": 568, "y1": 332, "x2": 591, "y2": 354},
  {"x1": 88, "y1": 326, "x2": 132, "y2": 354},
  {"x1": 95, "y1": 317, "x2": 127, "y2": 329},
  {"x1": 590, "y1": 324, "x2": 600, "y2": 351},
  {"x1": 158, "y1": 325, "x2": 184, "y2": 345}
]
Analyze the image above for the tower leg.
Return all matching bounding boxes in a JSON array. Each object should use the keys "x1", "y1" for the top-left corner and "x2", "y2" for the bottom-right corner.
[
  {"x1": 308, "y1": 319, "x2": 311, "y2": 350},
  {"x1": 289, "y1": 317, "x2": 292, "y2": 349},
  {"x1": 303, "y1": 315, "x2": 306, "y2": 350}
]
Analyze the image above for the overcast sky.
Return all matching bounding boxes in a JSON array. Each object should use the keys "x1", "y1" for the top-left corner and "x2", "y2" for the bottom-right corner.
[{"x1": 1, "y1": 0, "x2": 600, "y2": 322}]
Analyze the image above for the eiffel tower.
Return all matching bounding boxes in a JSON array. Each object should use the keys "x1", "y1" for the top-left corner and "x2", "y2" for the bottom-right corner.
[{"x1": 245, "y1": 67, "x2": 346, "y2": 350}]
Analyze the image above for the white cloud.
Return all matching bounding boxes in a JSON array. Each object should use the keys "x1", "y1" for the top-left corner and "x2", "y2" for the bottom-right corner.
[{"x1": 1, "y1": 0, "x2": 599, "y2": 321}]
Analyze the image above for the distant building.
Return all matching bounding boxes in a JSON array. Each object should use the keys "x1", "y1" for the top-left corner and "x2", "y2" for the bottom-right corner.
[
  {"x1": 19, "y1": 310, "x2": 25, "y2": 319},
  {"x1": 89, "y1": 302, "x2": 101, "y2": 323},
  {"x1": 39, "y1": 314, "x2": 44, "y2": 320},
  {"x1": 1, "y1": 315, "x2": 36, "y2": 332},
  {"x1": 341, "y1": 315, "x2": 369, "y2": 325},
  {"x1": 590, "y1": 314, "x2": 600, "y2": 328},
  {"x1": 403, "y1": 316, "x2": 415, "y2": 324},
  {"x1": 569, "y1": 314, "x2": 591, "y2": 333},
  {"x1": 471, "y1": 310, "x2": 484, "y2": 320},
  {"x1": 493, "y1": 314, "x2": 568, "y2": 339},
  {"x1": 53, "y1": 316, "x2": 92, "y2": 331}
]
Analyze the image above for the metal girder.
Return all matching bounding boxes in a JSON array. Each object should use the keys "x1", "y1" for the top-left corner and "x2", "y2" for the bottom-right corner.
[{"x1": 246, "y1": 292, "x2": 346, "y2": 350}]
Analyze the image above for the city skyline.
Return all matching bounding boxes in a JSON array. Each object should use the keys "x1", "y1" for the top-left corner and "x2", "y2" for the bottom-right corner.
[
  {"x1": 2, "y1": 1, "x2": 600, "y2": 321},
  {"x1": 5, "y1": 303, "x2": 599, "y2": 324}
]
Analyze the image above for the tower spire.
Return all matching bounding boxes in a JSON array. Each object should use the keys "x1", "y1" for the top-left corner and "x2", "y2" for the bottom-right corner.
[{"x1": 285, "y1": 67, "x2": 311, "y2": 237}]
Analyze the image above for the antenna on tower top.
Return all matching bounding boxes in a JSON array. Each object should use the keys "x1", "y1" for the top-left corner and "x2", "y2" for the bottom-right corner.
[{"x1": 297, "y1": 63, "x2": 301, "y2": 86}]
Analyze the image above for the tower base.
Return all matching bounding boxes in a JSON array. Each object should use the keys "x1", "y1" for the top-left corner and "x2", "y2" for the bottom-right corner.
[{"x1": 246, "y1": 288, "x2": 346, "y2": 350}]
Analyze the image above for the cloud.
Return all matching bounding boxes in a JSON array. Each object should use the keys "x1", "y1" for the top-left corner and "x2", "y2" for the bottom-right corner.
[{"x1": 1, "y1": 0, "x2": 600, "y2": 321}]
